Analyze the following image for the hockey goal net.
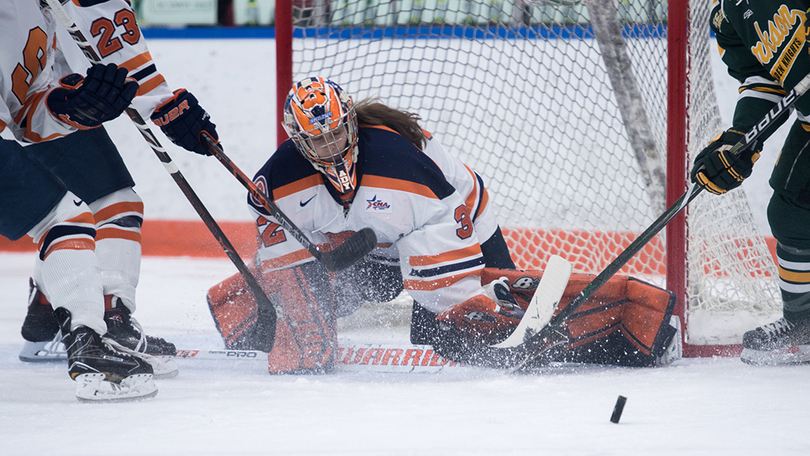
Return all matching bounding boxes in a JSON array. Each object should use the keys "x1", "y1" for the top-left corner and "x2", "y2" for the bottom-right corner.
[{"x1": 275, "y1": 0, "x2": 781, "y2": 355}]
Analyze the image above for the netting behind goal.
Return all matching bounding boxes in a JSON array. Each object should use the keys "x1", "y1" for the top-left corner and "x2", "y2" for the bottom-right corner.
[{"x1": 276, "y1": 0, "x2": 781, "y2": 354}]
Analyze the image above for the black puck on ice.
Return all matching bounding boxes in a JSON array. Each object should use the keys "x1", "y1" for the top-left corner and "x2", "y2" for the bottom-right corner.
[{"x1": 610, "y1": 395, "x2": 627, "y2": 423}]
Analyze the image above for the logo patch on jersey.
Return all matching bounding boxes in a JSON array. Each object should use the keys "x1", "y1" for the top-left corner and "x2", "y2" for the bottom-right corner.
[
  {"x1": 365, "y1": 193, "x2": 392, "y2": 213},
  {"x1": 250, "y1": 176, "x2": 269, "y2": 208},
  {"x1": 750, "y1": 5, "x2": 806, "y2": 84}
]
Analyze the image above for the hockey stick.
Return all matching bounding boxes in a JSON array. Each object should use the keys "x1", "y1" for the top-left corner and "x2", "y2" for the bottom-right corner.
[
  {"x1": 508, "y1": 71, "x2": 810, "y2": 369},
  {"x1": 203, "y1": 137, "x2": 377, "y2": 271},
  {"x1": 176, "y1": 344, "x2": 468, "y2": 373},
  {"x1": 43, "y1": 0, "x2": 277, "y2": 347},
  {"x1": 491, "y1": 255, "x2": 572, "y2": 348}
]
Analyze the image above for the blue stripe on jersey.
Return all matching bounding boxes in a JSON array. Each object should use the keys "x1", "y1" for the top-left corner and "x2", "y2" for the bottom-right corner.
[
  {"x1": 130, "y1": 64, "x2": 157, "y2": 82},
  {"x1": 408, "y1": 256, "x2": 485, "y2": 278},
  {"x1": 358, "y1": 128, "x2": 456, "y2": 200},
  {"x1": 39, "y1": 225, "x2": 96, "y2": 261}
]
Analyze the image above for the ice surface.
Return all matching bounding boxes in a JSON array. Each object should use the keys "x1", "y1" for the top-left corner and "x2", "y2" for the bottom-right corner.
[{"x1": 2, "y1": 252, "x2": 809, "y2": 456}]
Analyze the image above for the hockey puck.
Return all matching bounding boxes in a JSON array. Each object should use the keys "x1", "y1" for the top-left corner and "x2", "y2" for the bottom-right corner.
[{"x1": 610, "y1": 395, "x2": 627, "y2": 423}]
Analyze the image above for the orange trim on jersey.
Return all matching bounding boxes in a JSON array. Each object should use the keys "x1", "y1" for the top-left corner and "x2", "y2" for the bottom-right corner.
[
  {"x1": 404, "y1": 269, "x2": 481, "y2": 291},
  {"x1": 136, "y1": 74, "x2": 166, "y2": 97},
  {"x1": 120, "y1": 51, "x2": 154, "y2": 74},
  {"x1": 274, "y1": 175, "x2": 323, "y2": 200},
  {"x1": 41, "y1": 238, "x2": 96, "y2": 260},
  {"x1": 422, "y1": 129, "x2": 433, "y2": 140},
  {"x1": 360, "y1": 124, "x2": 398, "y2": 134},
  {"x1": 409, "y1": 245, "x2": 483, "y2": 267},
  {"x1": 260, "y1": 249, "x2": 313, "y2": 270},
  {"x1": 476, "y1": 187, "x2": 489, "y2": 220},
  {"x1": 362, "y1": 175, "x2": 439, "y2": 200},
  {"x1": 93, "y1": 201, "x2": 145, "y2": 224},
  {"x1": 95, "y1": 227, "x2": 142, "y2": 243}
]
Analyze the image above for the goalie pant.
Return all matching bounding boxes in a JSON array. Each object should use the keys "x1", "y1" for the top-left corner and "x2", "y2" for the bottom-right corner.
[{"x1": 207, "y1": 265, "x2": 677, "y2": 372}]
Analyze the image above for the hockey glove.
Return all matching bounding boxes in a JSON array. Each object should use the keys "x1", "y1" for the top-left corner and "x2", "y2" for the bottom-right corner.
[
  {"x1": 690, "y1": 129, "x2": 761, "y2": 195},
  {"x1": 46, "y1": 63, "x2": 138, "y2": 129},
  {"x1": 151, "y1": 89, "x2": 219, "y2": 155}
]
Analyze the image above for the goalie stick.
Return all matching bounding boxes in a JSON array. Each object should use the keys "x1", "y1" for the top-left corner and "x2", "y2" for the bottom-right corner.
[
  {"x1": 507, "y1": 70, "x2": 810, "y2": 370},
  {"x1": 42, "y1": 0, "x2": 278, "y2": 347},
  {"x1": 203, "y1": 137, "x2": 377, "y2": 272},
  {"x1": 491, "y1": 255, "x2": 572, "y2": 348}
]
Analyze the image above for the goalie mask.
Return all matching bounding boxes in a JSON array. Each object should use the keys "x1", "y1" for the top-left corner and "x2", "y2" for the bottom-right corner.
[{"x1": 283, "y1": 77, "x2": 359, "y2": 195}]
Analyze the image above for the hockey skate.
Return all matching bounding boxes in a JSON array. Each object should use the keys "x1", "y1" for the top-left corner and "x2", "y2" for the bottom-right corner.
[
  {"x1": 56, "y1": 308, "x2": 158, "y2": 402},
  {"x1": 741, "y1": 317, "x2": 810, "y2": 365},
  {"x1": 20, "y1": 279, "x2": 179, "y2": 378},
  {"x1": 20, "y1": 279, "x2": 66, "y2": 362},
  {"x1": 104, "y1": 303, "x2": 179, "y2": 379}
]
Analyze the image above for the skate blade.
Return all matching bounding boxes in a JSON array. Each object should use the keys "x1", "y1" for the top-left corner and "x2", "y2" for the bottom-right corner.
[
  {"x1": 741, "y1": 345, "x2": 810, "y2": 366},
  {"x1": 149, "y1": 357, "x2": 179, "y2": 379},
  {"x1": 74, "y1": 373, "x2": 158, "y2": 403},
  {"x1": 19, "y1": 340, "x2": 67, "y2": 363}
]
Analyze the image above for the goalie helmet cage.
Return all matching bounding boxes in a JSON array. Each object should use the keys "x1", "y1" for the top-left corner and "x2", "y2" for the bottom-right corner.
[{"x1": 275, "y1": 0, "x2": 782, "y2": 357}]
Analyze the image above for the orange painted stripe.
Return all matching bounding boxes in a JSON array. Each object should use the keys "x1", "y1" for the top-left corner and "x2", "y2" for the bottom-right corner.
[
  {"x1": 136, "y1": 74, "x2": 166, "y2": 97},
  {"x1": 404, "y1": 269, "x2": 482, "y2": 291},
  {"x1": 95, "y1": 227, "x2": 142, "y2": 243},
  {"x1": 409, "y1": 245, "x2": 482, "y2": 267},
  {"x1": 362, "y1": 175, "x2": 438, "y2": 200},
  {"x1": 274, "y1": 175, "x2": 323, "y2": 200},
  {"x1": 93, "y1": 201, "x2": 145, "y2": 223},
  {"x1": 42, "y1": 238, "x2": 96, "y2": 260}
]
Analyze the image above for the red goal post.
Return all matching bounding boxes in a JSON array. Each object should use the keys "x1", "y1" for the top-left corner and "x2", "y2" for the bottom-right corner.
[{"x1": 275, "y1": 0, "x2": 781, "y2": 357}]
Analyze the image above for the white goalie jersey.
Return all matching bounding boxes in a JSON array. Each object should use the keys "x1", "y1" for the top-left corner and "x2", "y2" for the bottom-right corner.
[{"x1": 250, "y1": 126, "x2": 493, "y2": 315}]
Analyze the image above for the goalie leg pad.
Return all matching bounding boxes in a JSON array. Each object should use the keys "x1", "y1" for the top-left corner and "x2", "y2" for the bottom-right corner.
[
  {"x1": 208, "y1": 263, "x2": 337, "y2": 373},
  {"x1": 559, "y1": 276, "x2": 677, "y2": 366},
  {"x1": 264, "y1": 263, "x2": 337, "y2": 374},
  {"x1": 207, "y1": 269, "x2": 275, "y2": 352}
]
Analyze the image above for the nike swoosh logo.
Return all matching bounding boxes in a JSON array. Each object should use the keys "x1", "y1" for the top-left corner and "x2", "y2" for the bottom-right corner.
[
  {"x1": 73, "y1": 199, "x2": 83, "y2": 206},
  {"x1": 300, "y1": 195, "x2": 316, "y2": 207}
]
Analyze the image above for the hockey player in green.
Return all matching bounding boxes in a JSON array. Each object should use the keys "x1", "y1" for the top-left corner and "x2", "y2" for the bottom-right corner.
[{"x1": 692, "y1": 0, "x2": 810, "y2": 364}]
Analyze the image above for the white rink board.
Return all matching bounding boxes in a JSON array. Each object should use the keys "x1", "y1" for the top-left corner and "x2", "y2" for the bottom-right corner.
[{"x1": 15, "y1": 36, "x2": 778, "y2": 237}]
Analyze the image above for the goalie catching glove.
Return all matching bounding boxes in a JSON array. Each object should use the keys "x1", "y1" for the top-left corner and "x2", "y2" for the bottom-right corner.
[
  {"x1": 691, "y1": 129, "x2": 761, "y2": 195},
  {"x1": 47, "y1": 63, "x2": 138, "y2": 129},
  {"x1": 151, "y1": 89, "x2": 220, "y2": 155}
]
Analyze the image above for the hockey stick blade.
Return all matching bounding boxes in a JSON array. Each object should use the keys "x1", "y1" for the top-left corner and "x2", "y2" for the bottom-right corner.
[
  {"x1": 314, "y1": 227, "x2": 378, "y2": 271},
  {"x1": 491, "y1": 255, "x2": 572, "y2": 348},
  {"x1": 204, "y1": 136, "x2": 377, "y2": 271}
]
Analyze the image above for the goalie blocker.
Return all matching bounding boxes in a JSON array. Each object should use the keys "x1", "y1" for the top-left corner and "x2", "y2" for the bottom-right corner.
[{"x1": 208, "y1": 262, "x2": 679, "y2": 372}]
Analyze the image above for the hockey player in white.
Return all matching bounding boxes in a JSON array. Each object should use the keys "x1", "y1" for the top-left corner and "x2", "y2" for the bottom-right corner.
[
  {"x1": 2, "y1": 0, "x2": 220, "y2": 400},
  {"x1": 208, "y1": 77, "x2": 681, "y2": 371}
]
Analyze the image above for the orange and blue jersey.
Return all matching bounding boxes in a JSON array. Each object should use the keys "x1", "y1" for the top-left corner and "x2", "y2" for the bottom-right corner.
[{"x1": 250, "y1": 126, "x2": 491, "y2": 314}]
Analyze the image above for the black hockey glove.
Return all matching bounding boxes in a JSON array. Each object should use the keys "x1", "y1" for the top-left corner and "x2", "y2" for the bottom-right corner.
[
  {"x1": 151, "y1": 89, "x2": 219, "y2": 155},
  {"x1": 47, "y1": 63, "x2": 138, "y2": 129},
  {"x1": 690, "y1": 129, "x2": 761, "y2": 195}
]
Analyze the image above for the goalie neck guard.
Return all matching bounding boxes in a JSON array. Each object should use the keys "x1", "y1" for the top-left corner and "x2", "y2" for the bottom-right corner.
[{"x1": 283, "y1": 77, "x2": 359, "y2": 196}]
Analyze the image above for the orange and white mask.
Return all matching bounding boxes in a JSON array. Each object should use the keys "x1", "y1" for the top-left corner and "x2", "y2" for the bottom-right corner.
[{"x1": 283, "y1": 77, "x2": 359, "y2": 195}]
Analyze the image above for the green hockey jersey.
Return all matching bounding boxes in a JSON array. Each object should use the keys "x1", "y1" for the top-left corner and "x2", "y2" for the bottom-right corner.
[{"x1": 711, "y1": 0, "x2": 810, "y2": 137}]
